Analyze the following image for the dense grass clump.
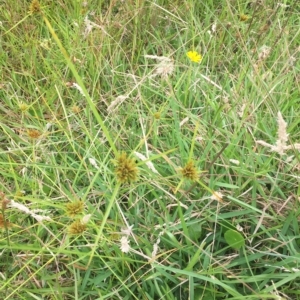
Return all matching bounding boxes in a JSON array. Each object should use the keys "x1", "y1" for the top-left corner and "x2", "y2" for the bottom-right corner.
[{"x1": 0, "y1": 0, "x2": 299, "y2": 299}]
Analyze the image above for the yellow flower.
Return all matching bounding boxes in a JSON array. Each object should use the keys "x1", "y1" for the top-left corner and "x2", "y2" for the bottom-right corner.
[{"x1": 186, "y1": 51, "x2": 202, "y2": 63}]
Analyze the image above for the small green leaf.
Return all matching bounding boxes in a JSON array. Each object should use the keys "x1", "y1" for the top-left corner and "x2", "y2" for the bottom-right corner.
[
  {"x1": 188, "y1": 223, "x2": 202, "y2": 241},
  {"x1": 224, "y1": 229, "x2": 245, "y2": 250}
]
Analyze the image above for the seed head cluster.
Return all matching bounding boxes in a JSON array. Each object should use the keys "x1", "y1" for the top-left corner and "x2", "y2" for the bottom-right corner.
[
  {"x1": 180, "y1": 161, "x2": 198, "y2": 181},
  {"x1": 68, "y1": 220, "x2": 86, "y2": 235},
  {"x1": 0, "y1": 214, "x2": 10, "y2": 229},
  {"x1": 115, "y1": 152, "x2": 139, "y2": 183},
  {"x1": 29, "y1": 0, "x2": 41, "y2": 14},
  {"x1": 27, "y1": 129, "x2": 42, "y2": 139},
  {"x1": 239, "y1": 14, "x2": 250, "y2": 22},
  {"x1": 66, "y1": 200, "x2": 84, "y2": 218}
]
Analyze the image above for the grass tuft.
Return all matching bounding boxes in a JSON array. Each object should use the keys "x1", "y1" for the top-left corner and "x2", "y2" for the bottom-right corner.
[{"x1": 0, "y1": 0, "x2": 299, "y2": 299}]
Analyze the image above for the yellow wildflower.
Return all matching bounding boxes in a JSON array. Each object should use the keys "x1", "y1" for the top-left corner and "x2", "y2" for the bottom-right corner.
[{"x1": 186, "y1": 51, "x2": 202, "y2": 63}]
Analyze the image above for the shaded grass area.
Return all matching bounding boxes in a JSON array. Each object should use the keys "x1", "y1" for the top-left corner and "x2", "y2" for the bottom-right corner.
[{"x1": 0, "y1": 0, "x2": 300, "y2": 299}]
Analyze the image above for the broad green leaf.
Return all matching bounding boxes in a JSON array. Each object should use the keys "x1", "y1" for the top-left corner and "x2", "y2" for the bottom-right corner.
[{"x1": 224, "y1": 229, "x2": 245, "y2": 250}]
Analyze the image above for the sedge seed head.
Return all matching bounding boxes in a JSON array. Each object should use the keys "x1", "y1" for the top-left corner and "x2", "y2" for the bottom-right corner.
[
  {"x1": 239, "y1": 14, "x2": 250, "y2": 22},
  {"x1": 27, "y1": 129, "x2": 42, "y2": 139},
  {"x1": 71, "y1": 105, "x2": 81, "y2": 114},
  {"x1": 114, "y1": 152, "x2": 139, "y2": 183},
  {"x1": 180, "y1": 161, "x2": 199, "y2": 181},
  {"x1": 19, "y1": 102, "x2": 29, "y2": 112},
  {"x1": 0, "y1": 192, "x2": 10, "y2": 210},
  {"x1": 0, "y1": 214, "x2": 11, "y2": 229},
  {"x1": 66, "y1": 200, "x2": 84, "y2": 218},
  {"x1": 29, "y1": 0, "x2": 41, "y2": 14},
  {"x1": 68, "y1": 220, "x2": 87, "y2": 235},
  {"x1": 153, "y1": 112, "x2": 161, "y2": 120}
]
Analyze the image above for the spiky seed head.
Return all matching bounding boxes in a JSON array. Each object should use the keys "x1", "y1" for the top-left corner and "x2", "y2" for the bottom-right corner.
[
  {"x1": 180, "y1": 161, "x2": 199, "y2": 181},
  {"x1": 239, "y1": 14, "x2": 249, "y2": 22},
  {"x1": 66, "y1": 200, "x2": 84, "y2": 218},
  {"x1": 114, "y1": 152, "x2": 139, "y2": 183},
  {"x1": 19, "y1": 102, "x2": 29, "y2": 112},
  {"x1": 68, "y1": 220, "x2": 87, "y2": 235},
  {"x1": 71, "y1": 105, "x2": 81, "y2": 114},
  {"x1": 0, "y1": 214, "x2": 11, "y2": 229},
  {"x1": 27, "y1": 129, "x2": 42, "y2": 139},
  {"x1": 29, "y1": 0, "x2": 41, "y2": 14},
  {"x1": 153, "y1": 112, "x2": 161, "y2": 120}
]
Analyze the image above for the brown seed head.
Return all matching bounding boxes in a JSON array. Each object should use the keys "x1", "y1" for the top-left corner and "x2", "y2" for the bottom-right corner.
[
  {"x1": 180, "y1": 161, "x2": 199, "y2": 181},
  {"x1": 27, "y1": 129, "x2": 42, "y2": 139},
  {"x1": 29, "y1": 0, "x2": 41, "y2": 14},
  {"x1": 68, "y1": 220, "x2": 87, "y2": 235}
]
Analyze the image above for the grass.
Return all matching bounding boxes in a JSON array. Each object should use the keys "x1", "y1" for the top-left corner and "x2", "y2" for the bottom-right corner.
[{"x1": 0, "y1": 0, "x2": 299, "y2": 299}]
